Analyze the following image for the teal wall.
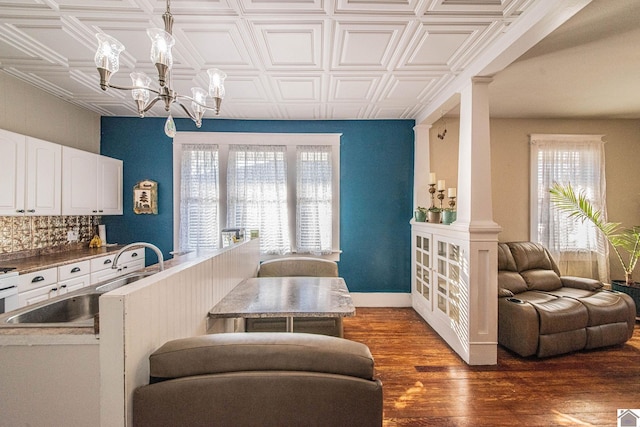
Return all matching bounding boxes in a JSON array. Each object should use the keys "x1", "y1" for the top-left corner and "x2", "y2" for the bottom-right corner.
[{"x1": 100, "y1": 117, "x2": 414, "y2": 293}]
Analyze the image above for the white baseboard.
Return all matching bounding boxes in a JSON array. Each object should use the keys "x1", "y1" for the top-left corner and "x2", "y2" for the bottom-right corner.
[{"x1": 350, "y1": 292, "x2": 412, "y2": 307}]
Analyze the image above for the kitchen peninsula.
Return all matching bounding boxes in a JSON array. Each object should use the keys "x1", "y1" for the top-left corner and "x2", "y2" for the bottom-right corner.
[{"x1": 0, "y1": 239, "x2": 260, "y2": 427}]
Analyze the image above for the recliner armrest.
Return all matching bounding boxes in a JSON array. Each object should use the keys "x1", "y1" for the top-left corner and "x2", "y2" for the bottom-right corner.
[{"x1": 560, "y1": 276, "x2": 603, "y2": 291}]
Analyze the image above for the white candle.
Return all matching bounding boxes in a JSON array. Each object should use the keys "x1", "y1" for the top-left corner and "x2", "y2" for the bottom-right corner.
[
  {"x1": 429, "y1": 173, "x2": 436, "y2": 185},
  {"x1": 448, "y1": 188, "x2": 456, "y2": 198},
  {"x1": 437, "y1": 180, "x2": 445, "y2": 191}
]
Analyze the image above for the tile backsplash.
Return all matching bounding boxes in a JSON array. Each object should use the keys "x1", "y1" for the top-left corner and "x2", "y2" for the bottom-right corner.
[{"x1": 0, "y1": 215, "x2": 100, "y2": 259}]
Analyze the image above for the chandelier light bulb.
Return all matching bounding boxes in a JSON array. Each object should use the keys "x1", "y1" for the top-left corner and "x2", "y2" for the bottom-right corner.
[
  {"x1": 130, "y1": 72, "x2": 151, "y2": 103},
  {"x1": 191, "y1": 87, "x2": 207, "y2": 112},
  {"x1": 207, "y1": 68, "x2": 226, "y2": 99},
  {"x1": 94, "y1": 33, "x2": 125, "y2": 73},
  {"x1": 147, "y1": 28, "x2": 175, "y2": 68},
  {"x1": 191, "y1": 87, "x2": 208, "y2": 127}
]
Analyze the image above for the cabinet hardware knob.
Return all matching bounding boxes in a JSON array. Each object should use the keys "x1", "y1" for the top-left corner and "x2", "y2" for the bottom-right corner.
[
  {"x1": 32, "y1": 276, "x2": 45, "y2": 283},
  {"x1": 71, "y1": 267, "x2": 81, "y2": 273},
  {"x1": 50, "y1": 287, "x2": 58, "y2": 292},
  {"x1": 104, "y1": 259, "x2": 112, "y2": 265},
  {"x1": 131, "y1": 252, "x2": 138, "y2": 257},
  {"x1": 27, "y1": 209, "x2": 35, "y2": 213},
  {"x1": 60, "y1": 285, "x2": 67, "y2": 289},
  {"x1": 16, "y1": 209, "x2": 25, "y2": 213}
]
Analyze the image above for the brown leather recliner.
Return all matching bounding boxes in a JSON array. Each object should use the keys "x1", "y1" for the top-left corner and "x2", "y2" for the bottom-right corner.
[
  {"x1": 498, "y1": 242, "x2": 636, "y2": 358},
  {"x1": 132, "y1": 332, "x2": 383, "y2": 427}
]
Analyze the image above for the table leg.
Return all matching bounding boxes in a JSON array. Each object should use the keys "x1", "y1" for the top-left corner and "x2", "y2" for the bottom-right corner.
[{"x1": 286, "y1": 317, "x2": 294, "y2": 332}]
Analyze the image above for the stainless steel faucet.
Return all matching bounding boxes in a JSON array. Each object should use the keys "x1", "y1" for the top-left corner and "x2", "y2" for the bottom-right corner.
[{"x1": 112, "y1": 242, "x2": 165, "y2": 272}]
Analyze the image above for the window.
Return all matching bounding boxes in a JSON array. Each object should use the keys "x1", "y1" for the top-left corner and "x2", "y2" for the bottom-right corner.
[
  {"x1": 173, "y1": 132, "x2": 340, "y2": 258},
  {"x1": 227, "y1": 145, "x2": 290, "y2": 255},
  {"x1": 178, "y1": 144, "x2": 219, "y2": 252},
  {"x1": 530, "y1": 134, "x2": 609, "y2": 282}
]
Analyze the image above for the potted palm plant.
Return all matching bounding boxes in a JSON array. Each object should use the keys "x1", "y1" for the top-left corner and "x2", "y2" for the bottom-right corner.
[{"x1": 549, "y1": 183, "x2": 640, "y2": 315}]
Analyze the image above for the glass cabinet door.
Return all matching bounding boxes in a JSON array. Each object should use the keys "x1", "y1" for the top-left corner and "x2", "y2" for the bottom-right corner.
[
  {"x1": 435, "y1": 240, "x2": 461, "y2": 322},
  {"x1": 414, "y1": 234, "x2": 431, "y2": 301}
]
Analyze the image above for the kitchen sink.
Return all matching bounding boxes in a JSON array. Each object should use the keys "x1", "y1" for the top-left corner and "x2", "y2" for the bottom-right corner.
[
  {"x1": 6, "y1": 293, "x2": 100, "y2": 324},
  {"x1": 94, "y1": 271, "x2": 155, "y2": 293},
  {"x1": 0, "y1": 270, "x2": 156, "y2": 327}
]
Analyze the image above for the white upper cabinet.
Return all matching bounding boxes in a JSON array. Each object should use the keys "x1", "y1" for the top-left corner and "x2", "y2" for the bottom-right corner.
[
  {"x1": 26, "y1": 136, "x2": 62, "y2": 216},
  {"x1": 0, "y1": 129, "x2": 26, "y2": 215},
  {"x1": 98, "y1": 155, "x2": 123, "y2": 215},
  {"x1": 0, "y1": 129, "x2": 61, "y2": 216},
  {"x1": 62, "y1": 146, "x2": 98, "y2": 215},
  {"x1": 62, "y1": 146, "x2": 123, "y2": 215}
]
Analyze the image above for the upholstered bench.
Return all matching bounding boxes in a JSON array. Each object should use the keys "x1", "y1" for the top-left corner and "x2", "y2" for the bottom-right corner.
[{"x1": 132, "y1": 333, "x2": 383, "y2": 426}]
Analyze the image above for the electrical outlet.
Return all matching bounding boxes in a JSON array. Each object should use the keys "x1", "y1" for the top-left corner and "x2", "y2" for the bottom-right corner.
[{"x1": 67, "y1": 229, "x2": 79, "y2": 242}]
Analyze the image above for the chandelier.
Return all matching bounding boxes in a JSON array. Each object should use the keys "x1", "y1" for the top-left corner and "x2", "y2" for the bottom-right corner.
[{"x1": 93, "y1": 0, "x2": 226, "y2": 138}]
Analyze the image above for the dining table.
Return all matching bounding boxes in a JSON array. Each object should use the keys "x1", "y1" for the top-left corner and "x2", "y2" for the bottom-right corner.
[{"x1": 208, "y1": 276, "x2": 355, "y2": 333}]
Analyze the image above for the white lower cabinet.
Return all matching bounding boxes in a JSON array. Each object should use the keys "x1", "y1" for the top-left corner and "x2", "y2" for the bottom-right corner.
[
  {"x1": 16, "y1": 249, "x2": 146, "y2": 308},
  {"x1": 58, "y1": 276, "x2": 91, "y2": 295},
  {"x1": 90, "y1": 267, "x2": 120, "y2": 285},
  {"x1": 90, "y1": 249, "x2": 145, "y2": 285},
  {"x1": 17, "y1": 267, "x2": 59, "y2": 307},
  {"x1": 19, "y1": 286, "x2": 59, "y2": 307},
  {"x1": 58, "y1": 260, "x2": 91, "y2": 296}
]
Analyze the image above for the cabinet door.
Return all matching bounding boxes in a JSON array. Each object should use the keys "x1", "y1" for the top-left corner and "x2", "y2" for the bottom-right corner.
[
  {"x1": 90, "y1": 267, "x2": 120, "y2": 285},
  {"x1": 90, "y1": 254, "x2": 116, "y2": 273},
  {"x1": 98, "y1": 156, "x2": 123, "y2": 215},
  {"x1": 58, "y1": 260, "x2": 91, "y2": 282},
  {"x1": 58, "y1": 275, "x2": 91, "y2": 295},
  {"x1": 17, "y1": 267, "x2": 58, "y2": 293},
  {"x1": 18, "y1": 285, "x2": 59, "y2": 308},
  {"x1": 25, "y1": 137, "x2": 61, "y2": 216},
  {"x1": 0, "y1": 129, "x2": 26, "y2": 215},
  {"x1": 62, "y1": 146, "x2": 98, "y2": 215}
]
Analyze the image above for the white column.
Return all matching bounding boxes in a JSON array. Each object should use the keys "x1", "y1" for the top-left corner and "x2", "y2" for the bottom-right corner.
[
  {"x1": 413, "y1": 124, "x2": 431, "y2": 211},
  {"x1": 411, "y1": 78, "x2": 501, "y2": 365},
  {"x1": 456, "y1": 77, "x2": 502, "y2": 365},
  {"x1": 456, "y1": 77, "x2": 497, "y2": 229}
]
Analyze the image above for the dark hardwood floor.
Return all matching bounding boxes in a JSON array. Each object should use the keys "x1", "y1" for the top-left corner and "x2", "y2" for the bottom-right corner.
[{"x1": 343, "y1": 308, "x2": 640, "y2": 427}]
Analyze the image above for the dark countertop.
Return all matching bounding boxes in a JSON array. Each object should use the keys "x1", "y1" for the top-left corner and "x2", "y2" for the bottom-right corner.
[{"x1": 1, "y1": 245, "x2": 128, "y2": 275}]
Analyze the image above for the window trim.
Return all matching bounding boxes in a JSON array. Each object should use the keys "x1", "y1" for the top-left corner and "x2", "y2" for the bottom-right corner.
[{"x1": 173, "y1": 132, "x2": 341, "y2": 260}]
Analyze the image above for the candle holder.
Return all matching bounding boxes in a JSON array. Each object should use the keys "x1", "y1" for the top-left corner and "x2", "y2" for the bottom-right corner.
[
  {"x1": 437, "y1": 190, "x2": 445, "y2": 210},
  {"x1": 428, "y1": 184, "x2": 436, "y2": 208},
  {"x1": 448, "y1": 196, "x2": 456, "y2": 210}
]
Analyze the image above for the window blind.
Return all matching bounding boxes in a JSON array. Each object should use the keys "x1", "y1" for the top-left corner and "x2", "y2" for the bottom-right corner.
[
  {"x1": 179, "y1": 144, "x2": 219, "y2": 251},
  {"x1": 296, "y1": 145, "x2": 332, "y2": 254},
  {"x1": 227, "y1": 145, "x2": 291, "y2": 255}
]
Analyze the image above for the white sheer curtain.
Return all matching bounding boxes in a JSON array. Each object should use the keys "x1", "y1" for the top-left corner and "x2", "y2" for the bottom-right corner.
[
  {"x1": 179, "y1": 144, "x2": 219, "y2": 252},
  {"x1": 227, "y1": 145, "x2": 291, "y2": 255},
  {"x1": 531, "y1": 134, "x2": 609, "y2": 282},
  {"x1": 296, "y1": 145, "x2": 332, "y2": 254}
]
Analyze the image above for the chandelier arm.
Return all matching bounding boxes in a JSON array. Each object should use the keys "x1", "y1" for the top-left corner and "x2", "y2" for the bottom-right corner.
[
  {"x1": 140, "y1": 96, "x2": 164, "y2": 114},
  {"x1": 175, "y1": 100, "x2": 199, "y2": 122},
  {"x1": 106, "y1": 83, "x2": 162, "y2": 96},
  {"x1": 175, "y1": 93, "x2": 218, "y2": 112}
]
